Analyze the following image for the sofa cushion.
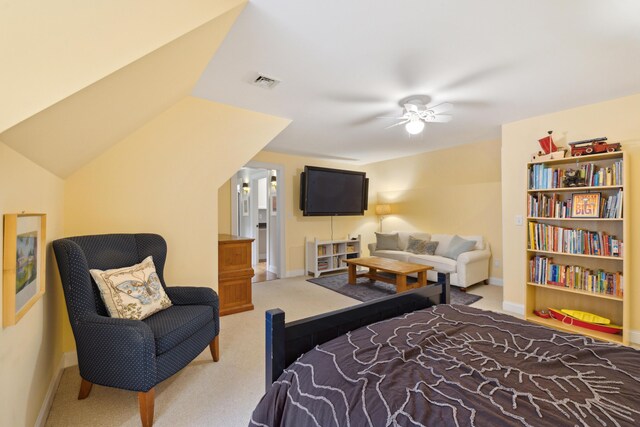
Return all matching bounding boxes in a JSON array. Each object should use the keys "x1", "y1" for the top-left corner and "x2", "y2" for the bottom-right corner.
[
  {"x1": 407, "y1": 254, "x2": 457, "y2": 273},
  {"x1": 431, "y1": 234, "x2": 484, "y2": 255},
  {"x1": 406, "y1": 236, "x2": 438, "y2": 255},
  {"x1": 375, "y1": 232, "x2": 400, "y2": 250},
  {"x1": 143, "y1": 305, "x2": 213, "y2": 355},
  {"x1": 443, "y1": 235, "x2": 477, "y2": 260},
  {"x1": 372, "y1": 250, "x2": 410, "y2": 262},
  {"x1": 431, "y1": 234, "x2": 454, "y2": 256},
  {"x1": 461, "y1": 235, "x2": 485, "y2": 250},
  {"x1": 395, "y1": 231, "x2": 430, "y2": 251}
]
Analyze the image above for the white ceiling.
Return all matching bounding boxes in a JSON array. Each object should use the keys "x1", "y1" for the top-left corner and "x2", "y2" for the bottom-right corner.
[{"x1": 193, "y1": 0, "x2": 640, "y2": 164}]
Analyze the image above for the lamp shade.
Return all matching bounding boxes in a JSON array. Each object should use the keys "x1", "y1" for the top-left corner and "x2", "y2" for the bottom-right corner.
[{"x1": 375, "y1": 204, "x2": 391, "y2": 215}]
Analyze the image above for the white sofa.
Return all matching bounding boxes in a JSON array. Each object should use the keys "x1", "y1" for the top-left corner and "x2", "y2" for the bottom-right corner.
[{"x1": 368, "y1": 231, "x2": 491, "y2": 290}]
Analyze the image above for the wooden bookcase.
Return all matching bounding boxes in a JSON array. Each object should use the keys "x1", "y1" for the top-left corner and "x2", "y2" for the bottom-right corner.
[
  {"x1": 305, "y1": 235, "x2": 361, "y2": 278},
  {"x1": 524, "y1": 151, "x2": 629, "y2": 345}
]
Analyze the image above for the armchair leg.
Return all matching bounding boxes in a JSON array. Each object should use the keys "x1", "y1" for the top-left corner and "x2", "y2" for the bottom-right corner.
[
  {"x1": 138, "y1": 388, "x2": 155, "y2": 427},
  {"x1": 210, "y1": 335, "x2": 220, "y2": 362},
  {"x1": 78, "y1": 379, "x2": 93, "y2": 400}
]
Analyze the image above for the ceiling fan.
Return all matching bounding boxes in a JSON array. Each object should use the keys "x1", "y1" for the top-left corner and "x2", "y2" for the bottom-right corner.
[{"x1": 381, "y1": 96, "x2": 453, "y2": 135}]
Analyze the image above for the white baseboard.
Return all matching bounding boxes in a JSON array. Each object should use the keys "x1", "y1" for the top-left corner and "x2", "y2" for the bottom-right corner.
[
  {"x1": 488, "y1": 277, "x2": 503, "y2": 286},
  {"x1": 502, "y1": 301, "x2": 525, "y2": 316},
  {"x1": 35, "y1": 354, "x2": 66, "y2": 427},
  {"x1": 285, "y1": 269, "x2": 305, "y2": 278},
  {"x1": 63, "y1": 351, "x2": 78, "y2": 368},
  {"x1": 628, "y1": 330, "x2": 640, "y2": 345}
]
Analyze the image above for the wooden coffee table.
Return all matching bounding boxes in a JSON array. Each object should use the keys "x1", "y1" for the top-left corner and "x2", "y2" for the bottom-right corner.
[{"x1": 342, "y1": 256, "x2": 433, "y2": 293}]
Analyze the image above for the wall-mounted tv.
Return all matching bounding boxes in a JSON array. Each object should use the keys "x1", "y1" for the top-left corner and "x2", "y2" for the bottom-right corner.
[{"x1": 299, "y1": 166, "x2": 369, "y2": 216}]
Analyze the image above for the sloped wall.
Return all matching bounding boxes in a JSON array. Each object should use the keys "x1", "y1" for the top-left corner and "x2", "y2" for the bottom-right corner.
[{"x1": 0, "y1": 142, "x2": 65, "y2": 427}]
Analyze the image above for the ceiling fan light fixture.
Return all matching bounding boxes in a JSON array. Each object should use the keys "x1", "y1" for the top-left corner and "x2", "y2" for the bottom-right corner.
[{"x1": 405, "y1": 118, "x2": 425, "y2": 135}]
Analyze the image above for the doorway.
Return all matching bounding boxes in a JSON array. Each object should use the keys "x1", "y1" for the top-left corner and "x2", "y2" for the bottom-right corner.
[{"x1": 231, "y1": 162, "x2": 284, "y2": 283}]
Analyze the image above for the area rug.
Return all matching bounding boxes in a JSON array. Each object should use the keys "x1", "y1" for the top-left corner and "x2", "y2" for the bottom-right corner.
[{"x1": 307, "y1": 272, "x2": 482, "y2": 305}]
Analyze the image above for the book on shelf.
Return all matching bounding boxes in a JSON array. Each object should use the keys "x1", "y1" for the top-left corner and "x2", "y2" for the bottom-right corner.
[
  {"x1": 527, "y1": 189, "x2": 623, "y2": 218},
  {"x1": 528, "y1": 222, "x2": 622, "y2": 257},
  {"x1": 318, "y1": 245, "x2": 327, "y2": 256},
  {"x1": 529, "y1": 159, "x2": 623, "y2": 190},
  {"x1": 529, "y1": 255, "x2": 623, "y2": 297},
  {"x1": 317, "y1": 260, "x2": 329, "y2": 270}
]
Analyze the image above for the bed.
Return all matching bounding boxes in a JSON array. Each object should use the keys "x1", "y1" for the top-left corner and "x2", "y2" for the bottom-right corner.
[{"x1": 251, "y1": 278, "x2": 640, "y2": 426}]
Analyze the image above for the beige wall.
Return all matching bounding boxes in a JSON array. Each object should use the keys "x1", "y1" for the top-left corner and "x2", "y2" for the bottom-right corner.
[
  {"x1": 0, "y1": 0, "x2": 246, "y2": 132},
  {"x1": 218, "y1": 151, "x2": 378, "y2": 275},
  {"x1": 64, "y1": 97, "x2": 289, "y2": 351},
  {"x1": 0, "y1": 142, "x2": 65, "y2": 426},
  {"x1": 367, "y1": 139, "x2": 503, "y2": 280},
  {"x1": 218, "y1": 181, "x2": 232, "y2": 235},
  {"x1": 220, "y1": 143, "x2": 502, "y2": 278},
  {"x1": 502, "y1": 93, "x2": 640, "y2": 331}
]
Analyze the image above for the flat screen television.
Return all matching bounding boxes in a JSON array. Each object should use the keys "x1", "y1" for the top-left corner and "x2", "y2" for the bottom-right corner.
[{"x1": 299, "y1": 166, "x2": 369, "y2": 216}]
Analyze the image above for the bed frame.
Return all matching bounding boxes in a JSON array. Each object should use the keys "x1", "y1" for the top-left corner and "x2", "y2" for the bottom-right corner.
[{"x1": 265, "y1": 273, "x2": 450, "y2": 390}]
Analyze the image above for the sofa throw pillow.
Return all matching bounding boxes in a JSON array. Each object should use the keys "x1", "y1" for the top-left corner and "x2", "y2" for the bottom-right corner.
[
  {"x1": 90, "y1": 256, "x2": 172, "y2": 320},
  {"x1": 375, "y1": 232, "x2": 400, "y2": 250},
  {"x1": 406, "y1": 236, "x2": 439, "y2": 255},
  {"x1": 443, "y1": 235, "x2": 476, "y2": 260}
]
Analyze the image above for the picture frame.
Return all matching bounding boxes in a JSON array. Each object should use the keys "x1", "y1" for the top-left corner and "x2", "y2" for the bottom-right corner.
[
  {"x1": 270, "y1": 194, "x2": 277, "y2": 216},
  {"x1": 3, "y1": 213, "x2": 47, "y2": 327},
  {"x1": 571, "y1": 192, "x2": 601, "y2": 218}
]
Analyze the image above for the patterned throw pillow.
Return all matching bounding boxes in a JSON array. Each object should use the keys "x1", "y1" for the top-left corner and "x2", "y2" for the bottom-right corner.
[
  {"x1": 406, "y1": 236, "x2": 439, "y2": 255},
  {"x1": 90, "y1": 256, "x2": 172, "y2": 320},
  {"x1": 375, "y1": 232, "x2": 400, "y2": 250}
]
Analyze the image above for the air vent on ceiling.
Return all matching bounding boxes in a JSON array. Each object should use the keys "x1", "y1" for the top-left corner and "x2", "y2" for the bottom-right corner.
[{"x1": 252, "y1": 74, "x2": 280, "y2": 89}]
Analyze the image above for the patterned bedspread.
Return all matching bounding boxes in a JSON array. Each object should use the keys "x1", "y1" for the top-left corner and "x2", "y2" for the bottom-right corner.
[{"x1": 250, "y1": 304, "x2": 640, "y2": 427}]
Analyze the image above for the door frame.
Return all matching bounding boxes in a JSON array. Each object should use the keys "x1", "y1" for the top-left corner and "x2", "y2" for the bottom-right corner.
[{"x1": 231, "y1": 161, "x2": 286, "y2": 279}]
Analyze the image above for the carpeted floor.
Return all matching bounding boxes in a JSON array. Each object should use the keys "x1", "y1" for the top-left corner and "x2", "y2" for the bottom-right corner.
[
  {"x1": 307, "y1": 272, "x2": 482, "y2": 305},
  {"x1": 44, "y1": 276, "x2": 502, "y2": 427}
]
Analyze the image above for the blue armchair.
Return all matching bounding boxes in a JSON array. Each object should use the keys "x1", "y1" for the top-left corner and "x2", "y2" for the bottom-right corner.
[{"x1": 53, "y1": 233, "x2": 219, "y2": 427}]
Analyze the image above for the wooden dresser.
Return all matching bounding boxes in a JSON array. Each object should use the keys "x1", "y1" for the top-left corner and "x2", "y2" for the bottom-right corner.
[{"x1": 218, "y1": 234, "x2": 255, "y2": 316}]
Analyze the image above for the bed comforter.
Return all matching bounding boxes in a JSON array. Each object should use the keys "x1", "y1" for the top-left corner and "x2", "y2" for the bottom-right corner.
[{"x1": 250, "y1": 304, "x2": 640, "y2": 426}]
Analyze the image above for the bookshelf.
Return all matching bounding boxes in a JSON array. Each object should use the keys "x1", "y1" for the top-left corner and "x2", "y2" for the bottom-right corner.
[
  {"x1": 524, "y1": 151, "x2": 629, "y2": 345},
  {"x1": 305, "y1": 235, "x2": 361, "y2": 278}
]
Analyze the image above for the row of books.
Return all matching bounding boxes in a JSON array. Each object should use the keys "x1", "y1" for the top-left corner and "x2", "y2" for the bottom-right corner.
[
  {"x1": 529, "y1": 160, "x2": 623, "y2": 189},
  {"x1": 318, "y1": 245, "x2": 328, "y2": 256},
  {"x1": 529, "y1": 256, "x2": 623, "y2": 297},
  {"x1": 527, "y1": 190, "x2": 623, "y2": 218},
  {"x1": 528, "y1": 222, "x2": 623, "y2": 257}
]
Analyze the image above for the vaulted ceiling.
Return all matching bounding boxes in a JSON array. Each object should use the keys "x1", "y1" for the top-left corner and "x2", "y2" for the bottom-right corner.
[
  {"x1": 2, "y1": 1, "x2": 640, "y2": 177},
  {"x1": 194, "y1": 0, "x2": 640, "y2": 163}
]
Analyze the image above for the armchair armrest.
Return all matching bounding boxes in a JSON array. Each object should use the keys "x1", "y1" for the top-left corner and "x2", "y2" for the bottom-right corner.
[
  {"x1": 368, "y1": 243, "x2": 377, "y2": 254},
  {"x1": 457, "y1": 248, "x2": 491, "y2": 264},
  {"x1": 75, "y1": 313, "x2": 156, "y2": 392},
  {"x1": 165, "y1": 286, "x2": 219, "y2": 308}
]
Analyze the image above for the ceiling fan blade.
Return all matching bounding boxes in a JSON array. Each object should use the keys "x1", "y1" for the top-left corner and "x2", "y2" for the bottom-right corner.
[
  {"x1": 426, "y1": 114, "x2": 453, "y2": 123},
  {"x1": 384, "y1": 120, "x2": 410, "y2": 129},
  {"x1": 427, "y1": 103, "x2": 453, "y2": 114},
  {"x1": 403, "y1": 103, "x2": 419, "y2": 113},
  {"x1": 376, "y1": 116, "x2": 405, "y2": 120}
]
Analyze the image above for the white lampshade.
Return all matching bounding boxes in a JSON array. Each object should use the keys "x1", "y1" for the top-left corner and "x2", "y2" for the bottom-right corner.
[
  {"x1": 375, "y1": 204, "x2": 391, "y2": 215},
  {"x1": 405, "y1": 118, "x2": 425, "y2": 135}
]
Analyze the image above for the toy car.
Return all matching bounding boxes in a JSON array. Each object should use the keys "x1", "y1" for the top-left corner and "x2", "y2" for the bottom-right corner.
[{"x1": 570, "y1": 137, "x2": 621, "y2": 156}]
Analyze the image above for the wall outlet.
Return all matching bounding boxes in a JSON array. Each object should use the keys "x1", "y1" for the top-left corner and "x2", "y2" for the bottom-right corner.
[
  {"x1": 494, "y1": 259, "x2": 501, "y2": 268},
  {"x1": 515, "y1": 215, "x2": 524, "y2": 226}
]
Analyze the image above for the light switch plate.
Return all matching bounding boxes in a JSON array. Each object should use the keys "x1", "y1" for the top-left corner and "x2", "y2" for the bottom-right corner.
[{"x1": 515, "y1": 215, "x2": 524, "y2": 226}]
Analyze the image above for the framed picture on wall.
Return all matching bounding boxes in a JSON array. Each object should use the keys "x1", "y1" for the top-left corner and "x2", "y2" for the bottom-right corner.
[
  {"x1": 242, "y1": 198, "x2": 249, "y2": 217},
  {"x1": 270, "y1": 194, "x2": 277, "y2": 216},
  {"x1": 3, "y1": 213, "x2": 47, "y2": 327},
  {"x1": 571, "y1": 192, "x2": 601, "y2": 218}
]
